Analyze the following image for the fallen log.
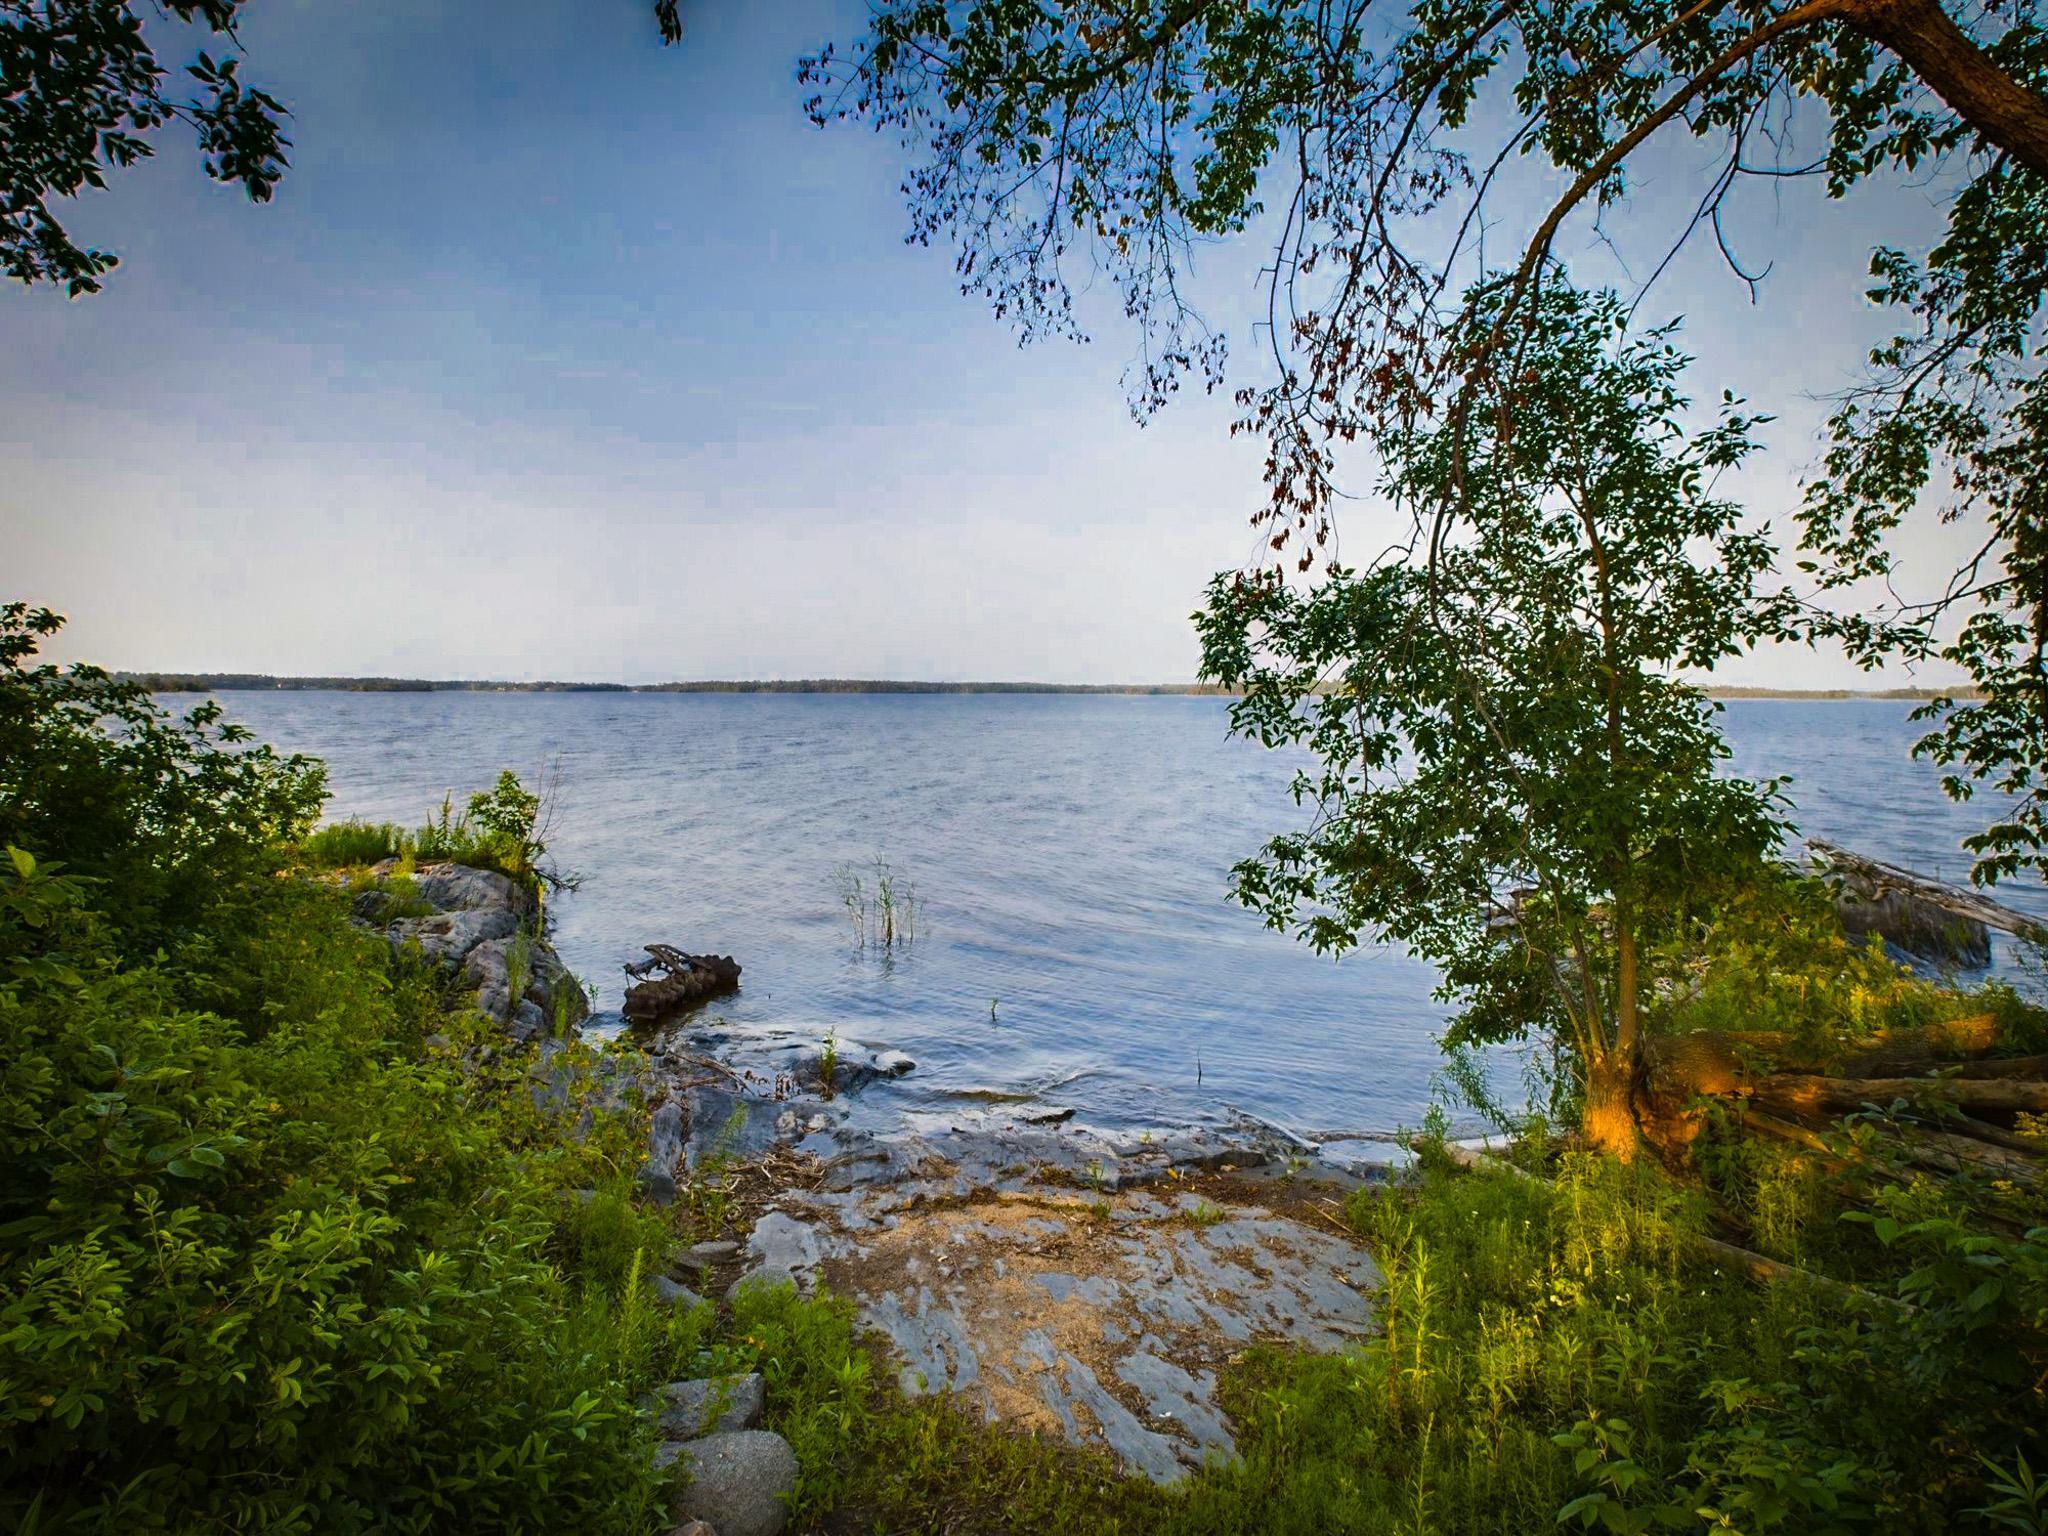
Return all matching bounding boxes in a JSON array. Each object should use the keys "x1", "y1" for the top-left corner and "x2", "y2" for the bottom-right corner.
[
  {"x1": 1751, "y1": 1073, "x2": 2048, "y2": 1118},
  {"x1": 621, "y1": 946, "x2": 742, "y2": 1023},
  {"x1": 1641, "y1": 1016, "x2": 2003, "y2": 1090},
  {"x1": 1809, "y1": 839, "x2": 2044, "y2": 964},
  {"x1": 1954, "y1": 1116, "x2": 2047, "y2": 1155},
  {"x1": 1886, "y1": 1124, "x2": 2044, "y2": 1181},
  {"x1": 1951, "y1": 1054, "x2": 2048, "y2": 1080}
]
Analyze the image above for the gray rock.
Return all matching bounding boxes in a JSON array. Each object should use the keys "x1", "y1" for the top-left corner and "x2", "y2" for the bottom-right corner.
[
  {"x1": 872, "y1": 1049, "x2": 917, "y2": 1078},
  {"x1": 651, "y1": 1274, "x2": 705, "y2": 1309},
  {"x1": 745, "y1": 1213, "x2": 824, "y2": 1276},
  {"x1": 1836, "y1": 883, "x2": 1993, "y2": 968},
  {"x1": 671, "y1": 1238, "x2": 739, "y2": 1277},
  {"x1": 413, "y1": 861, "x2": 531, "y2": 917},
  {"x1": 668, "y1": 1523, "x2": 717, "y2": 1536},
  {"x1": 683, "y1": 1084, "x2": 785, "y2": 1170},
  {"x1": 504, "y1": 999, "x2": 547, "y2": 1042},
  {"x1": 726, "y1": 1267, "x2": 800, "y2": 1304},
  {"x1": 387, "y1": 906, "x2": 519, "y2": 969},
  {"x1": 668, "y1": 1430, "x2": 797, "y2": 1536},
  {"x1": 641, "y1": 1101, "x2": 686, "y2": 1205},
  {"x1": 761, "y1": 1041, "x2": 917, "y2": 1098},
  {"x1": 350, "y1": 887, "x2": 393, "y2": 925},
  {"x1": 659, "y1": 1372, "x2": 765, "y2": 1439},
  {"x1": 464, "y1": 934, "x2": 589, "y2": 1031}
]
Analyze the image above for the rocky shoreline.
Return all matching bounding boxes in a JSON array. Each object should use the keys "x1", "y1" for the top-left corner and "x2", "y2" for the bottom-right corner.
[
  {"x1": 346, "y1": 834, "x2": 2033, "y2": 1533},
  {"x1": 343, "y1": 856, "x2": 1387, "y2": 1527},
  {"x1": 624, "y1": 1007, "x2": 1388, "y2": 1500},
  {"x1": 349, "y1": 857, "x2": 589, "y2": 1039}
]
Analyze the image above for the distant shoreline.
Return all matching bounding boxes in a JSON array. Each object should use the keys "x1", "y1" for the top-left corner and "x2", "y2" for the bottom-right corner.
[{"x1": 123, "y1": 672, "x2": 1972, "y2": 701}]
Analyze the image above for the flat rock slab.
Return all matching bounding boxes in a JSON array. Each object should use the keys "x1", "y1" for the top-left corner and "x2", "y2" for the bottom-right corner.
[{"x1": 799, "y1": 1186, "x2": 1379, "y2": 1483}]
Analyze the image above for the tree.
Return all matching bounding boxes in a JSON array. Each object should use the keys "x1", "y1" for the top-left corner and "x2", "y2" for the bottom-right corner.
[
  {"x1": 805, "y1": 0, "x2": 2048, "y2": 882},
  {"x1": 1196, "y1": 286, "x2": 1799, "y2": 1156},
  {"x1": 0, "y1": 1, "x2": 687, "y2": 295}
]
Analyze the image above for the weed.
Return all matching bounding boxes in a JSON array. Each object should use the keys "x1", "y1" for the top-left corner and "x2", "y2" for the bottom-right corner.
[{"x1": 505, "y1": 926, "x2": 533, "y2": 1014}]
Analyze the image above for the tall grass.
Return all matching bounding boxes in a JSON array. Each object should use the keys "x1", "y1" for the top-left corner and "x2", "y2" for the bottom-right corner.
[
  {"x1": 299, "y1": 817, "x2": 407, "y2": 867},
  {"x1": 296, "y1": 772, "x2": 569, "y2": 897}
]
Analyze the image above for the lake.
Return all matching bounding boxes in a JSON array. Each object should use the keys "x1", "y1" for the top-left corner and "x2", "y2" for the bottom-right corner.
[{"x1": 208, "y1": 692, "x2": 2048, "y2": 1144}]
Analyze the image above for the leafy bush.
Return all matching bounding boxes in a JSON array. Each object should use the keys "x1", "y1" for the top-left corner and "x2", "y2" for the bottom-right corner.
[
  {"x1": 0, "y1": 609, "x2": 677, "y2": 1532},
  {"x1": 1650, "y1": 873, "x2": 2017, "y2": 1053}
]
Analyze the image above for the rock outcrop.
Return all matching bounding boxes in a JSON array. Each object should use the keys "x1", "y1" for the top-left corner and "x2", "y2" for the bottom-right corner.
[
  {"x1": 1808, "y1": 839, "x2": 2031, "y2": 968},
  {"x1": 356, "y1": 861, "x2": 586, "y2": 1041}
]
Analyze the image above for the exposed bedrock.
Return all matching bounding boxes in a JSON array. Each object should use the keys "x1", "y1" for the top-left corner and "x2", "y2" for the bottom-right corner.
[
  {"x1": 354, "y1": 860, "x2": 585, "y2": 1040},
  {"x1": 725, "y1": 1176, "x2": 1378, "y2": 1484}
]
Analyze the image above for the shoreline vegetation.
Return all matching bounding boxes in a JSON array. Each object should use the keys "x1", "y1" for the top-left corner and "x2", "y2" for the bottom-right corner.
[{"x1": 124, "y1": 672, "x2": 1970, "y2": 701}]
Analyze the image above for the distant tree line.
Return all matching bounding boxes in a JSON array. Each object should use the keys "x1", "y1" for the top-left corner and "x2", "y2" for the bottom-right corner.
[
  {"x1": 124, "y1": 674, "x2": 1234, "y2": 696},
  {"x1": 121, "y1": 674, "x2": 1962, "y2": 699}
]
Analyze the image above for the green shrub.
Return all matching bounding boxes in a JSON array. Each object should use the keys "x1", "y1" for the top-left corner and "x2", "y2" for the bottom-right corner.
[
  {"x1": 1650, "y1": 873, "x2": 2033, "y2": 1054},
  {"x1": 0, "y1": 609, "x2": 676, "y2": 1532}
]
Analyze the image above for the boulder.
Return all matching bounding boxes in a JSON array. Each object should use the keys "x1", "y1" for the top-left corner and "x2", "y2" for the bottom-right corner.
[
  {"x1": 667, "y1": 1430, "x2": 797, "y2": 1536},
  {"x1": 413, "y1": 861, "x2": 533, "y2": 918},
  {"x1": 745, "y1": 1213, "x2": 824, "y2": 1276},
  {"x1": 463, "y1": 934, "x2": 588, "y2": 1030},
  {"x1": 658, "y1": 1373, "x2": 765, "y2": 1439},
  {"x1": 683, "y1": 1084, "x2": 785, "y2": 1170},
  {"x1": 766, "y1": 1041, "x2": 916, "y2": 1097},
  {"x1": 1836, "y1": 884, "x2": 1992, "y2": 968},
  {"x1": 651, "y1": 1274, "x2": 706, "y2": 1309},
  {"x1": 387, "y1": 906, "x2": 519, "y2": 969}
]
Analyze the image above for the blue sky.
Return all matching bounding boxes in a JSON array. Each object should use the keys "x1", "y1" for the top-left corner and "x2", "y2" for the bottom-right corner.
[{"x1": 1, "y1": 0, "x2": 1985, "y2": 684}]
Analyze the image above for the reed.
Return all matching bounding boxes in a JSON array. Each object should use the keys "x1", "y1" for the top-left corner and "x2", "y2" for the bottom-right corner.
[{"x1": 836, "y1": 856, "x2": 919, "y2": 951}]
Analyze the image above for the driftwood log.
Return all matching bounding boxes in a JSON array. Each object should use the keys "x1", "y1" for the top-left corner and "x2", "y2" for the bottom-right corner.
[
  {"x1": 621, "y1": 944, "x2": 741, "y2": 1023},
  {"x1": 1637, "y1": 1015, "x2": 2045, "y2": 1180},
  {"x1": 1809, "y1": 838, "x2": 2046, "y2": 966}
]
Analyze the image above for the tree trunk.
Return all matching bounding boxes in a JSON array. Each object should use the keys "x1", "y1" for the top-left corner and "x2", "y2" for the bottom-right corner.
[
  {"x1": 1583, "y1": 1045, "x2": 1643, "y2": 1160},
  {"x1": 1841, "y1": 0, "x2": 2048, "y2": 180},
  {"x1": 1583, "y1": 923, "x2": 1646, "y2": 1159}
]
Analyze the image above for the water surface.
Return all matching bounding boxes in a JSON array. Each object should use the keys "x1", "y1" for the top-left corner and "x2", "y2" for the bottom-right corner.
[{"x1": 210, "y1": 692, "x2": 2046, "y2": 1138}]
